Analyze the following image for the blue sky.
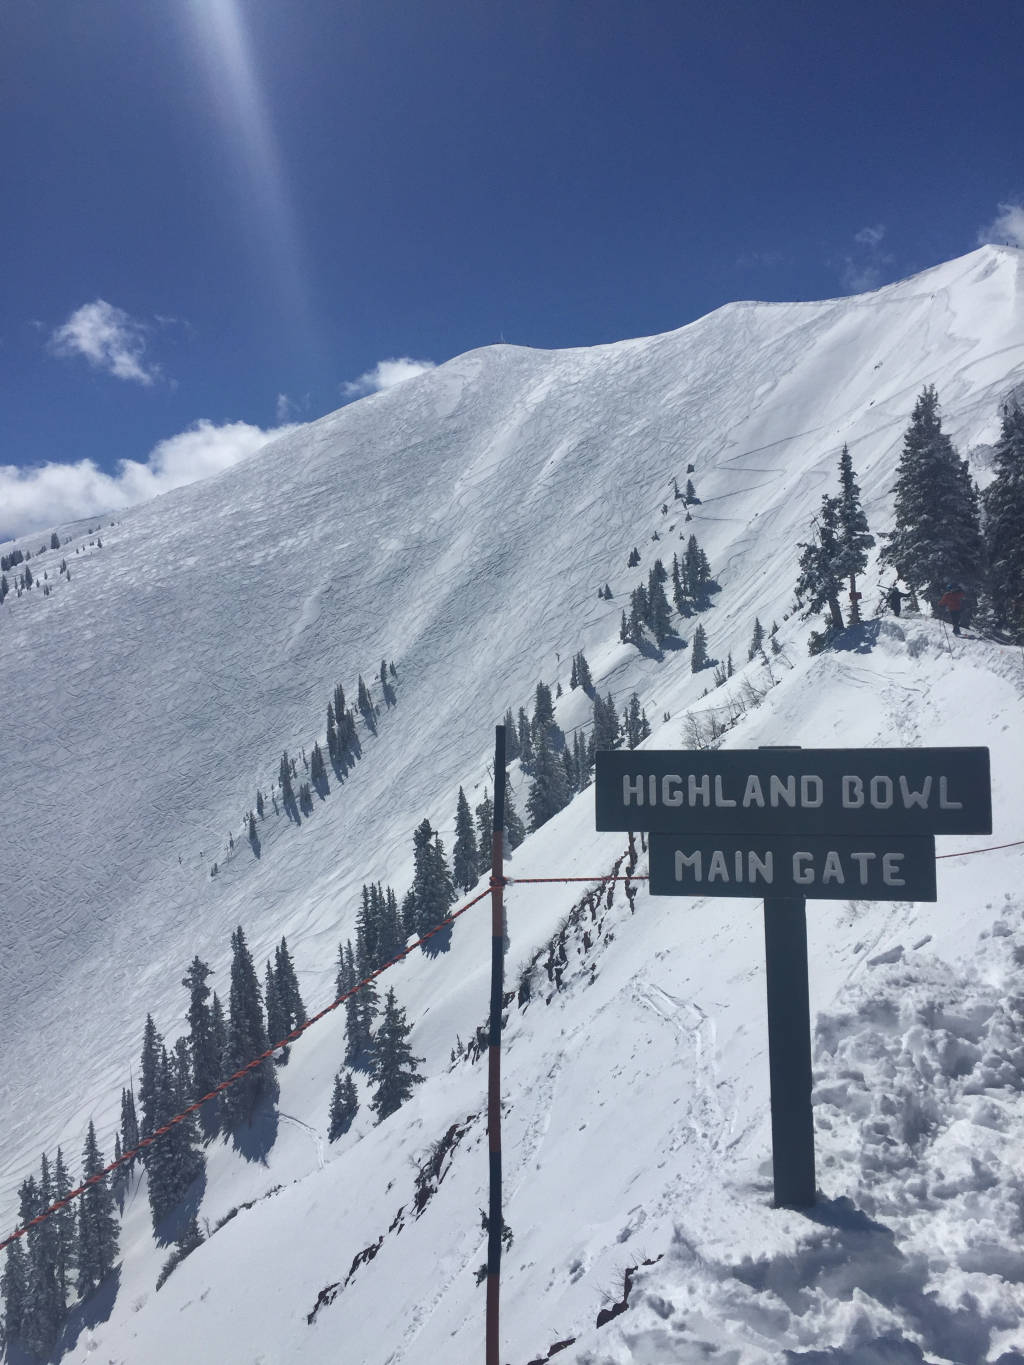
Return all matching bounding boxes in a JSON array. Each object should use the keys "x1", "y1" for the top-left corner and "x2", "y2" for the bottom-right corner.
[{"x1": 1, "y1": 0, "x2": 1022, "y2": 539}]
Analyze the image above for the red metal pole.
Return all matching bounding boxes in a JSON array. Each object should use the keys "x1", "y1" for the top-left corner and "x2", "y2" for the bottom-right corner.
[{"x1": 486, "y1": 725, "x2": 506, "y2": 1365}]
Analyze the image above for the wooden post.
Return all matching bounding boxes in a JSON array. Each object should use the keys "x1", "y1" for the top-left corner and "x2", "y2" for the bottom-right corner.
[
  {"x1": 486, "y1": 725, "x2": 506, "y2": 1365},
  {"x1": 762, "y1": 895, "x2": 816, "y2": 1207}
]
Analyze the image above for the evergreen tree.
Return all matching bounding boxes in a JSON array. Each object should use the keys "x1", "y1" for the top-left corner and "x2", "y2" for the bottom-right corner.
[
  {"x1": 139, "y1": 1014, "x2": 163, "y2": 1146},
  {"x1": 646, "y1": 568, "x2": 673, "y2": 643},
  {"x1": 671, "y1": 553, "x2": 691, "y2": 616},
  {"x1": 23, "y1": 1154, "x2": 62, "y2": 1356},
  {"x1": 796, "y1": 494, "x2": 846, "y2": 631},
  {"x1": 573, "y1": 728, "x2": 593, "y2": 789},
  {"x1": 685, "y1": 478, "x2": 698, "y2": 503},
  {"x1": 984, "y1": 401, "x2": 1024, "y2": 634},
  {"x1": 51, "y1": 531, "x2": 60, "y2": 549},
  {"x1": 591, "y1": 691, "x2": 622, "y2": 752},
  {"x1": 1, "y1": 1234, "x2": 29, "y2": 1349},
  {"x1": 880, "y1": 385, "x2": 984, "y2": 605},
  {"x1": 278, "y1": 751, "x2": 295, "y2": 806},
  {"x1": 336, "y1": 939, "x2": 365, "y2": 1066},
  {"x1": 691, "y1": 623, "x2": 709, "y2": 672},
  {"x1": 503, "y1": 708, "x2": 520, "y2": 760},
  {"x1": 627, "y1": 546, "x2": 641, "y2": 567},
  {"x1": 256, "y1": 788, "x2": 265, "y2": 819},
  {"x1": 146, "y1": 1044, "x2": 204, "y2": 1233},
  {"x1": 623, "y1": 693, "x2": 651, "y2": 749},
  {"x1": 265, "y1": 960, "x2": 286, "y2": 1048},
  {"x1": 357, "y1": 675, "x2": 377, "y2": 732},
  {"x1": 573, "y1": 650, "x2": 593, "y2": 693},
  {"x1": 627, "y1": 585, "x2": 649, "y2": 644},
  {"x1": 223, "y1": 926, "x2": 278, "y2": 1127},
  {"x1": 475, "y1": 791, "x2": 494, "y2": 875},
  {"x1": 274, "y1": 938, "x2": 307, "y2": 1036},
  {"x1": 747, "y1": 617, "x2": 764, "y2": 661},
  {"x1": 52, "y1": 1148, "x2": 76, "y2": 1313},
  {"x1": 619, "y1": 609, "x2": 630, "y2": 643},
  {"x1": 77, "y1": 1122, "x2": 118, "y2": 1296},
  {"x1": 310, "y1": 741, "x2": 327, "y2": 789},
  {"x1": 370, "y1": 989, "x2": 424, "y2": 1122},
  {"x1": 531, "y1": 681, "x2": 556, "y2": 744},
  {"x1": 833, "y1": 444, "x2": 875, "y2": 623},
  {"x1": 120, "y1": 1086, "x2": 140, "y2": 1165},
  {"x1": 452, "y1": 787, "x2": 479, "y2": 891},
  {"x1": 328, "y1": 1069, "x2": 359, "y2": 1141},
  {"x1": 353, "y1": 903, "x2": 380, "y2": 1051},
  {"x1": 182, "y1": 957, "x2": 221, "y2": 1126},
  {"x1": 526, "y1": 731, "x2": 571, "y2": 831},
  {"x1": 503, "y1": 784, "x2": 526, "y2": 849},
  {"x1": 210, "y1": 993, "x2": 228, "y2": 1089},
  {"x1": 516, "y1": 708, "x2": 534, "y2": 768},
  {"x1": 407, "y1": 820, "x2": 457, "y2": 939}
]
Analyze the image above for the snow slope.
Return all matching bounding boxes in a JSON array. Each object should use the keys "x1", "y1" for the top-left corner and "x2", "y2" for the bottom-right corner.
[{"x1": 2, "y1": 244, "x2": 1024, "y2": 1363}]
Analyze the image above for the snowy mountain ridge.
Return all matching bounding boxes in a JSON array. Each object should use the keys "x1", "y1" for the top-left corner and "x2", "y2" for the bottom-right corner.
[{"x1": 2, "y1": 244, "x2": 1024, "y2": 1363}]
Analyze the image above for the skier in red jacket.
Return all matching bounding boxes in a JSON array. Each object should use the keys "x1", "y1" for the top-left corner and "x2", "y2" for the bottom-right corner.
[{"x1": 938, "y1": 584, "x2": 966, "y2": 635}]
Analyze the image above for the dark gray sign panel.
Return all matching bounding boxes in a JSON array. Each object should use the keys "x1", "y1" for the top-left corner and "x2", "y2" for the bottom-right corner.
[
  {"x1": 595, "y1": 748, "x2": 991, "y2": 837},
  {"x1": 649, "y1": 834, "x2": 937, "y2": 901}
]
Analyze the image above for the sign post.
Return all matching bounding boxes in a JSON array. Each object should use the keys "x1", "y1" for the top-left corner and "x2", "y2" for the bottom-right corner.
[{"x1": 595, "y1": 745, "x2": 991, "y2": 1209}]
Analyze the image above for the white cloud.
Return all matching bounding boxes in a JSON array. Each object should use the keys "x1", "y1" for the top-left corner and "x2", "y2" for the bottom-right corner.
[
  {"x1": 977, "y1": 202, "x2": 1024, "y2": 249},
  {"x1": 48, "y1": 299, "x2": 163, "y2": 386},
  {"x1": 342, "y1": 356, "x2": 436, "y2": 398},
  {"x1": 0, "y1": 419, "x2": 298, "y2": 542},
  {"x1": 854, "y1": 224, "x2": 886, "y2": 248},
  {"x1": 834, "y1": 225, "x2": 893, "y2": 295}
]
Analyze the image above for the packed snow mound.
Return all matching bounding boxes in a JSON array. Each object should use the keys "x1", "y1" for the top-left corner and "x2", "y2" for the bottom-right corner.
[{"x1": 2, "y1": 245, "x2": 1024, "y2": 1363}]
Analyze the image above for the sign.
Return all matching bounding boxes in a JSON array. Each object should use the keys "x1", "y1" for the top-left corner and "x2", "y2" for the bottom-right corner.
[
  {"x1": 649, "y1": 834, "x2": 937, "y2": 901},
  {"x1": 595, "y1": 747, "x2": 991, "y2": 837}
]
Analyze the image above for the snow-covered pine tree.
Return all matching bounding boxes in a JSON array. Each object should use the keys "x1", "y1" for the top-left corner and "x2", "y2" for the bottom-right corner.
[
  {"x1": 531, "y1": 681, "x2": 556, "y2": 746},
  {"x1": 182, "y1": 957, "x2": 221, "y2": 1130},
  {"x1": 354, "y1": 906, "x2": 380, "y2": 1051},
  {"x1": 310, "y1": 741, "x2": 327, "y2": 790},
  {"x1": 475, "y1": 791, "x2": 494, "y2": 874},
  {"x1": 623, "y1": 693, "x2": 651, "y2": 749},
  {"x1": 627, "y1": 546, "x2": 641, "y2": 567},
  {"x1": 375, "y1": 885, "x2": 406, "y2": 965},
  {"x1": 503, "y1": 708, "x2": 520, "y2": 760},
  {"x1": 591, "y1": 691, "x2": 622, "y2": 753},
  {"x1": 52, "y1": 1147, "x2": 77, "y2": 1309},
  {"x1": 796, "y1": 494, "x2": 846, "y2": 632},
  {"x1": 504, "y1": 783, "x2": 526, "y2": 849},
  {"x1": 880, "y1": 385, "x2": 984, "y2": 606},
  {"x1": 833, "y1": 444, "x2": 875, "y2": 623},
  {"x1": 517, "y1": 708, "x2": 533, "y2": 769},
  {"x1": 1, "y1": 1228, "x2": 29, "y2": 1350},
  {"x1": 139, "y1": 1014, "x2": 163, "y2": 1148},
  {"x1": 452, "y1": 786, "x2": 479, "y2": 891},
  {"x1": 574, "y1": 650, "x2": 593, "y2": 693},
  {"x1": 647, "y1": 566, "x2": 673, "y2": 643},
  {"x1": 224, "y1": 926, "x2": 278, "y2": 1127},
  {"x1": 328, "y1": 1068, "x2": 359, "y2": 1141},
  {"x1": 526, "y1": 730, "x2": 571, "y2": 831},
  {"x1": 747, "y1": 617, "x2": 764, "y2": 661},
  {"x1": 24, "y1": 1153, "x2": 63, "y2": 1356},
  {"x1": 691, "y1": 623, "x2": 709, "y2": 672},
  {"x1": 370, "y1": 989, "x2": 424, "y2": 1122},
  {"x1": 265, "y1": 960, "x2": 286, "y2": 1050},
  {"x1": 356, "y1": 675, "x2": 377, "y2": 732},
  {"x1": 278, "y1": 751, "x2": 295, "y2": 806},
  {"x1": 120, "y1": 1086, "x2": 140, "y2": 1163},
  {"x1": 984, "y1": 401, "x2": 1024, "y2": 636},
  {"x1": 274, "y1": 937, "x2": 306, "y2": 1036},
  {"x1": 627, "y1": 585, "x2": 649, "y2": 645},
  {"x1": 211, "y1": 992, "x2": 228, "y2": 1087},
  {"x1": 77, "y1": 1121, "x2": 118, "y2": 1297}
]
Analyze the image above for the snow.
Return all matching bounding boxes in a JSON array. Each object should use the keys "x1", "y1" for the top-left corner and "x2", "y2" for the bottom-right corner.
[{"x1": 2, "y1": 245, "x2": 1024, "y2": 1363}]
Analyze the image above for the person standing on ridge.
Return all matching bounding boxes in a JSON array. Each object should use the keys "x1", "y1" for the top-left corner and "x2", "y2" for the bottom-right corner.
[
  {"x1": 938, "y1": 583, "x2": 966, "y2": 635},
  {"x1": 886, "y1": 583, "x2": 910, "y2": 617}
]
